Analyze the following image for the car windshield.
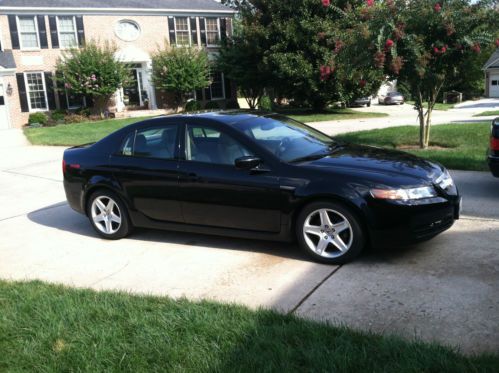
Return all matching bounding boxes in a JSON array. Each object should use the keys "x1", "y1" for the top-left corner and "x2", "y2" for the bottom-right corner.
[{"x1": 235, "y1": 115, "x2": 336, "y2": 163}]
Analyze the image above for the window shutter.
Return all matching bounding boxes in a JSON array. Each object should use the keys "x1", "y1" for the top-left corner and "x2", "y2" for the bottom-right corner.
[
  {"x1": 75, "y1": 16, "x2": 85, "y2": 46},
  {"x1": 224, "y1": 75, "x2": 231, "y2": 100},
  {"x1": 8, "y1": 15, "x2": 20, "y2": 50},
  {"x1": 37, "y1": 15, "x2": 48, "y2": 49},
  {"x1": 190, "y1": 17, "x2": 197, "y2": 45},
  {"x1": 195, "y1": 89, "x2": 204, "y2": 101},
  {"x1": 168, "y1": 17, "x2": 176, "y2": 45},
  {"x1": 48, "y1": 16, "x2": 59, "y2": 48},
  {"x1": 204, "y1": 86, "x2": 212, "y2": 101},
  {"x1": 220, "y1": 18, "x2": 227, "y2": 43},
  {"x1": 55, "y1": 71, "x2": 68, "y2": 110},
  {"x1": 199, "y1": 18, "x2": 207, "y2": 46},
  {"x1": 44, "y1": 72, "x2": 57, "y2": 110},
  {"x1": 16, "y1": 73, "x2": 29, "y2": 112}
]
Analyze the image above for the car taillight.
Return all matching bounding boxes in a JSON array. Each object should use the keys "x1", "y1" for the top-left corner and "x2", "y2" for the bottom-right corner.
[
  {"x1": 491, "y1": 137, "x2": 499, "y2": 151},
  {"x1": 62, "y1": 159, "x2": 66, "y2": 174}
]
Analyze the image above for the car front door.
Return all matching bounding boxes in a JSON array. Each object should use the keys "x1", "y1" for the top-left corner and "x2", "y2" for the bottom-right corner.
[
  {"x1": 178, "y1": 122, "x2": 282, "y2": 233},
  {"x1": 109, "y1": 122, "x2": 184, "y2": 223}
]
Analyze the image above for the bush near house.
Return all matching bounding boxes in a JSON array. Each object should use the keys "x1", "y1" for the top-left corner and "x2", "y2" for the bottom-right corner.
[
  {"x1": 28, "y1": 112, "x2": 49, "y2": 126},
  {"x1": 185, "y1": 100, "x2": 203, "y2": 112},
  {"x1": 152, "y1": 46, "x2": 211, "y2": 112},
  {"x1": 205, "y1": 101, "x2": 221, "y2": 110},
  {"x1": 55, "y1": 41, "x2": 129, "y2": 116}
]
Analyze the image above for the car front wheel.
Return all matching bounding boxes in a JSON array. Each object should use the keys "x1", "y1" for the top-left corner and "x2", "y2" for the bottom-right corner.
[
  {"x1": 87, "y1": 190, "x2": 132, "y2": 239},
  {"x1": 296, "y1": 201, "x2": 365, "y2": 264}
]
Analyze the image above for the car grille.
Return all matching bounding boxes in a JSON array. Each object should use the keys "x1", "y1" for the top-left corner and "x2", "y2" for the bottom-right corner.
[{"x1": 413, "y1": 214, "x2": 454, "y2": 239}]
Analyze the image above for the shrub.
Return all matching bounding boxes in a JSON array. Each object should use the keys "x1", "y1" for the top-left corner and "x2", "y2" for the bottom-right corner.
[
  {"x1": 185, "y1": 100, "x2": 203, "y2": 112},
  {"x1": 205, "y1": 101, "x2": 220, "y2": 110},
  {"x1": 28, "y1": 112, "x2": 49, "y2": 126},
  {"x1": 75, "y1": 107, "x2": 91, "y2": 117},
  {"x1": 50, "y1": 110, "x2": 66, "y2": 123},
  {"x1": 258, "y1": 96, "x2": 273, "y2": 111},
  {"x1": 63, "y1": 114, "x2": 89, "y2": 124},
  {"x1": 225, "y1": 100, "x2": 240, "y2": 109}
]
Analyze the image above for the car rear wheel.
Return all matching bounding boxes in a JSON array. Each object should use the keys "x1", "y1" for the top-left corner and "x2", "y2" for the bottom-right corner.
[
  {"x1": 87, "y1": 190, "x2": 132, "y2": 239},
  {"x1": 296, "y1": 201, "x2": 365, "y2": 264}
]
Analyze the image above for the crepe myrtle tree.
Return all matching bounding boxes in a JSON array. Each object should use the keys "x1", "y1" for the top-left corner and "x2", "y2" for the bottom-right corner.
[
  {"x1": 56, "y1": 40, "x2": 129, "y2": 116},
  {"x1": 321, "y1": 0, "x2": 497, "y2": 148},
  {"x1": 152, "y1": 45, "x2": 211, "y2": 112}
]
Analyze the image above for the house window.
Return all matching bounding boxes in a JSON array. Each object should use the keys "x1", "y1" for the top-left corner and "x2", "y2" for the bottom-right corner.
[
  {"x1": 206, "y1": 18, "x2": 220, "y2": 46},
  {"x1": 174, "y1": 17, "x2": 190, "y2": 46},
  {"x1": 492, "y1": 80, "x2": 498, "y2": 86},
  {"x1": 25, "y1": 72, "x2": 48, "y2": 111},
  {"x1": 210, "y1": 71, "x2": 225, "y2": 99},
  {"x1": 57, "y1": 16, "x2": 78, "y2": 48},
  {"x1": 18, "y1": 16, "x2": 40, "y2": 49}
]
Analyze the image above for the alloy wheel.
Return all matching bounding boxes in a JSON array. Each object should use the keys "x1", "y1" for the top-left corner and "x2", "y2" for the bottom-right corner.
[
  {"x1": 302, "y1": 208, "x2": 353, "y2": 258},
  {"x1": 91, "y1": 196, "x2": 122, "y2": 235}
]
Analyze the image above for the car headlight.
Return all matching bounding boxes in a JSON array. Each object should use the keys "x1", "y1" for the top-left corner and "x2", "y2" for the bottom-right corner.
[
  {"x1": 370, "y1": 186, "x2": 437, "y2": 200},
  {"x1": 435, "y1": 169, "x2": 454, "y2": 190}
]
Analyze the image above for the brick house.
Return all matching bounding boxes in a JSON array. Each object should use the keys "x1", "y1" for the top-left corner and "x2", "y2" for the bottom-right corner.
[{"x1": 0, "y1": 0, "x2": 236, "y2": 129}]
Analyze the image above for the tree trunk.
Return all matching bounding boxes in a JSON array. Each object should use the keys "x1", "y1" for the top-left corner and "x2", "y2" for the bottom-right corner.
[{"x1": 91, "y1": 95, "x2": 112, "y2": 117}]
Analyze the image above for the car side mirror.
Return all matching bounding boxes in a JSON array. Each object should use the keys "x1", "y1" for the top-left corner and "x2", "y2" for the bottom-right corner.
[
  {"x1": 493, "y1": 117, "x2": 499, "y2": 127},
  {"x1": 235, "y1": 156, "x2": 262, "y2": 170}
]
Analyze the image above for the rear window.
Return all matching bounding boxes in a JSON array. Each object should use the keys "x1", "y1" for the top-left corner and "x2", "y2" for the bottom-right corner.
[{"x1": 119, "y1": 125, "x2": 178, "y2": 160}]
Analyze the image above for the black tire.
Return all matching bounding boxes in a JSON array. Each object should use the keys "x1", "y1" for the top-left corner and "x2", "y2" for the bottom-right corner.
[
  {"x1": 367, "y1": 101, "x2": 371, "y2": 107},
  {"x1": 87, "y1": 190, "x2": 132, "y2": 240},
  {"x1": 296, "y1": 201, "x2": 365, "y2": 264}
]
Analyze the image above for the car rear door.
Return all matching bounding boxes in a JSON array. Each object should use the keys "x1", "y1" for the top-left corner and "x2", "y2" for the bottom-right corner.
[
  {"x1": 109, "y1": 121, "x2": 184, "y2": 223},
  {"x1": 177, "y1": 121, "x2": 282, "y2": 233}
]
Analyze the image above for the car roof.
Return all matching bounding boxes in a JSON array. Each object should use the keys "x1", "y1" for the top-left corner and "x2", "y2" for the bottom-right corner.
[{"x1": 133, "y1": 110, "x2": 275, "y2": 128}]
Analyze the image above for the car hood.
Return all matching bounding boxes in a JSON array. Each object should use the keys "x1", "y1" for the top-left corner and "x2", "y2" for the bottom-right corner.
[{"x1": 298, "y1": 143, "x2": 443, "y2": 186}]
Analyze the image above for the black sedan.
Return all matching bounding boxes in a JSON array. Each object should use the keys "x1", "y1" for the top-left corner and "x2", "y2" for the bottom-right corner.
[
  {"x1": 63, "y1": 111, "x2": 461, "y2": 264},
  {"x1": 488, "y1": 117, "x2": 499, "y2": 177}
]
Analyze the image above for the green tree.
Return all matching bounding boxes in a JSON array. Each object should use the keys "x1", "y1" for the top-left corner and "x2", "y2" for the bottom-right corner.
[
  {"x1": 345, "y1": 0, "x2": 497, "y2": 148},
  {"x1": 56, "y1": 41, "x2": 128, "y2": 115},
  {"x1": 152, "y1": 45, "x2": 211, "y2": 111}
]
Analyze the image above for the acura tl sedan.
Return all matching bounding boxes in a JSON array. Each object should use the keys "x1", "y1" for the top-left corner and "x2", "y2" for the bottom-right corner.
[{"x1": 63, "y1": 111, "x2": 461, "y2": 264}]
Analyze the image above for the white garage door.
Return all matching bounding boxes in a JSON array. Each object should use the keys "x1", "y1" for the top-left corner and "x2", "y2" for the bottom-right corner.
[{"x1": 490, "y1": 74, "x2": 499, "y2": 98}]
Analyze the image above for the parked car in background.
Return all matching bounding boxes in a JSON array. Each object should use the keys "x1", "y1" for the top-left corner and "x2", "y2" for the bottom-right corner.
[
  {"x1": 348, "y1": 97, "x2": 372, "y2": 107},
  {"x1": 378, "y1": 92, "x2": 405, "y2": 105},
  {"x1": 63, "y1": 111, "x2": 461, "y2": 264},
  {"x1": 488, "y1": 117, "x2": 499, "y2": 177}
]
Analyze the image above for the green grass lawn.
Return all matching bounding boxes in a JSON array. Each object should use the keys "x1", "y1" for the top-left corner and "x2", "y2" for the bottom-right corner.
[
  {"x1": 280, "y1": 108, "x2": 388, "y2": 123},
  {"x1": 405, "y1": 101, "x2": 455, "y2": 111},
  {"x1": 23, "y1": 117, "x2": 151, "y2": 146},
  {"x1": 1, "y1": 281, "x2": 497, "y2": 372},
  {"x1": 335, "y1": 122, "x2": 490, "y2": 171},
  {"x1": 474, "y1": 110, "x2": 499, "y2": 117}
]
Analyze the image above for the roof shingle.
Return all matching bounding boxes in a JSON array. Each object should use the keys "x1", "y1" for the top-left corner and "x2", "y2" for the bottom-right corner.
[{"x1": 0, "y1": 0, "x2": 233, "y2": 12}]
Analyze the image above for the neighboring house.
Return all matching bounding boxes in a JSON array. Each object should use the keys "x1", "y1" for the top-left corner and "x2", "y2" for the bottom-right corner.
[
  {"x1": 0, "y1": 0, "x2": 235, "y2": 129},
  {"x1": 484, "y1": 49, "x2": 499, "y2": 98}
]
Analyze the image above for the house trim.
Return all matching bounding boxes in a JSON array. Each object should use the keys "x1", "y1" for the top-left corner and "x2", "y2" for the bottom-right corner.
[{"x1": 0, "y1": 7, "x2": 236, "y2": 17}]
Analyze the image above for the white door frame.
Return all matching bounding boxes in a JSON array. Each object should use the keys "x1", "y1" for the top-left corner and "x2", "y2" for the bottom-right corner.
[{"x1": 0, "y1": 76, "x2": 13, "y2": 130}]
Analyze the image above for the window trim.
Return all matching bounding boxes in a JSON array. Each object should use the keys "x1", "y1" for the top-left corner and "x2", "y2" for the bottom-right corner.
[
  {"x1": 16, "y1": 15, "x2": 41, "y2": 51},
  {"x1": 174, "y1": 16, "x2": 191, "y2": 47},
  {"x1": 209, "y1": 71, "x2": 226, "y2": 100},
  {"x1": 56, "y1": 15, "x2": 78, "y2": 49},
  {"x1": 24, "y1": 71, "x2": 49, "y2": 112},
  {"x1": 205, "y1": 17, "x2": 221, "y2": 47}
]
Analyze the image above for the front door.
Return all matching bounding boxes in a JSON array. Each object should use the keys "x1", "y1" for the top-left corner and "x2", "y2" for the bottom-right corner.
[
  {"x1": 0, "y1": 83, "x2": 10, "y2": 129},
  {"x1": 109, "y1": 122, "x2": 183, "y2": 223},
  {"x1": 123, "y1": 65, "x2": 145, "y2": 108},
  {"x1": 178, "y1": 123, "x2": 282, "y2": 233}
]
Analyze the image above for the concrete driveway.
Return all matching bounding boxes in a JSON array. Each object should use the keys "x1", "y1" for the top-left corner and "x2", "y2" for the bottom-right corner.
[
  {"x1": 310, "y1": 98, "x2": 499, "y2": 135},
  {"x1": 0, "y1": 128, "x2": 498, "y2": 355}
]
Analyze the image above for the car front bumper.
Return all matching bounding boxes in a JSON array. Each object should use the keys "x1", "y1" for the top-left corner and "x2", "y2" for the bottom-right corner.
[{"x1": 366, "y1": 194, "x2": 461, "y2": 248}]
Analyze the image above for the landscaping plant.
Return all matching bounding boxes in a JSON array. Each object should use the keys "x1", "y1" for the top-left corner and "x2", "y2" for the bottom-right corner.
[
  {"x1": 152, "y1": 46, "x2": 211, "y2": 112},
  {"x1": 56, "y1": 41, "x2": 129, "y2": 116}
]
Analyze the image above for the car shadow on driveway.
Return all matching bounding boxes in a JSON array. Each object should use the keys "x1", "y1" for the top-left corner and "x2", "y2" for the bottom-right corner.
[{"x1": 27, "y1": 202, "x2": 305, "y2": 261}]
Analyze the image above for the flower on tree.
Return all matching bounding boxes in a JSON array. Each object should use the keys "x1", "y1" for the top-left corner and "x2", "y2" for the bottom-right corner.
[
  {"x1": 385, "y1": 39, "x2": 394, "y2": 50},
  {"x1": 374, "y1": 51, "x2": 386, "y2": 68},
  {"x1": 320, "y1": 65, "x2": 335, "y2": 81},
  {"x1": 322, "y1": 0, "x2": 330, "y2": 7},
  {"x1": 366, "y1": 0, "x2": 375, "y2": 7},
  {"x1": 434, "y1": 3, "x2": 442, "y2": 12},
  {"x1": 359, "y1": 79, "x2": 367, "y2": 88},
  {"x1": 495, "y1": 39, "x2": 499, "y2": 48}
]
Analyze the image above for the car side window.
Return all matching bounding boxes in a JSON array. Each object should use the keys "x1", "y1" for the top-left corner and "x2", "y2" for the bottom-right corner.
[
  {"x1": 120, "y1": 125, "x2": 178, "y2": 160},
  {"x1": 185, "y1": 124, "x2": 252, "y2": 165}
]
